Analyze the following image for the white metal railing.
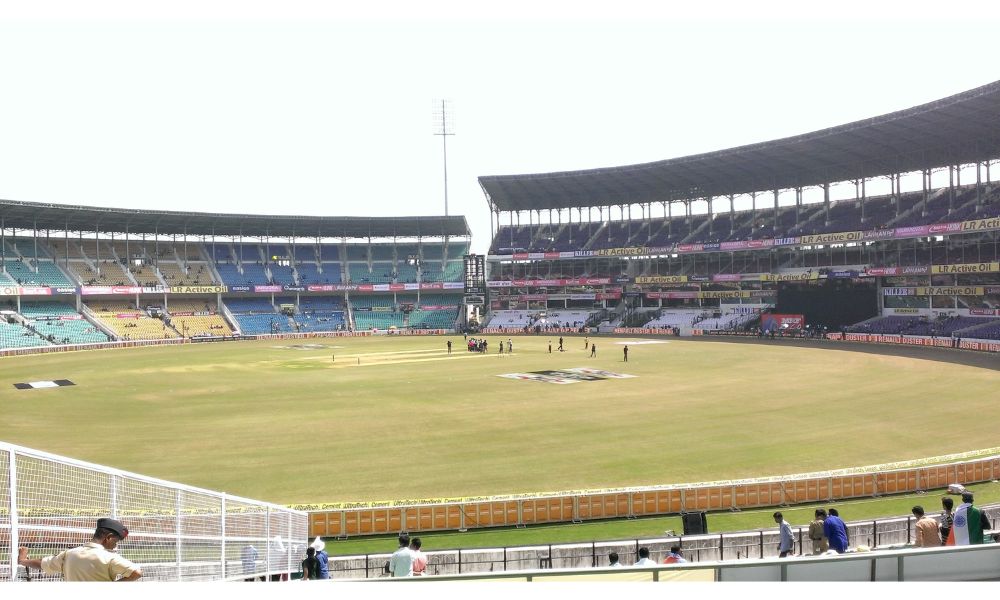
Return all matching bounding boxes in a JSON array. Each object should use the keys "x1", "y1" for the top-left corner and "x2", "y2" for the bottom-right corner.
[
  {"x1": 356, "y1": 542, "x2": 1000, "y2": 582},
  {"x1": 1, "y1": 442, "x2": 307, "y2": 582}
]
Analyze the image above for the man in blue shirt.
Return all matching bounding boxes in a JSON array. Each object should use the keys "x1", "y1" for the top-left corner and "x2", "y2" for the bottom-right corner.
[{"x1": 823, "y1": 508, "x2": 849, "y2": 553}]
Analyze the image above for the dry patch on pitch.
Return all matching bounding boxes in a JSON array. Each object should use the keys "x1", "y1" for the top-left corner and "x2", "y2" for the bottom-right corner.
[{"x1": 294, "y1": 347, "x2": 498, "y2": 369}]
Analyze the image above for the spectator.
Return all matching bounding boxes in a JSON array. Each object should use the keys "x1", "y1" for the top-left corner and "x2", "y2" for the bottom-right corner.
[
  {"x1": 634, "y1": 547, "x2": 656, "y2": 566},
  {"x1": 241, "y1": 544, "x2": 259, "y2": 581},
  {"x1": 947, "y1": 492, "x2": 991, "y2": 545},
  {"x1": 17, "y1": 517, "x2": 141, "y2": 581},
  {"x1": 607, "y1": 551, "x2": 622, "y2": 567},
  {"x1": 662, "y1": 545, "x2": 686, "y2": 564},
  {"x1": 410, "y1": 537, "x2": 427, "y2": 576},
  {"x1": 824, "y1": 508, "x2": 849, "y2": 553},
  {"x1": 809, "y1": 509, "x2": 829, "y2": 555},
  {"x1": 774, "y1": 512, "x2": 794, "y2": 557},
  {"x1": 911, "y1": 506, "x2": 940, "y2": 548},
  {"x1": 311, "y1": 536, "x2": 330, "y2": 580},
  {"x1": 301, "y1": 546, "x2": 319, "y2": 580},
  {"x1": 940, "y1": 497, "x2": 954, "y2": 545},
  {"x1": 389, "y1": 534, "x2": 414, "y2": 577}
]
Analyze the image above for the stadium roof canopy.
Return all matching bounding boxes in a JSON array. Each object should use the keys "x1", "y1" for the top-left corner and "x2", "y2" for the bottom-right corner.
[
  {"x1": 0, "y1": 199, "x2": 470, "y2": 238},
  {"x1": 479, "y1": 79, "x2": 1000, "y2": 213}
]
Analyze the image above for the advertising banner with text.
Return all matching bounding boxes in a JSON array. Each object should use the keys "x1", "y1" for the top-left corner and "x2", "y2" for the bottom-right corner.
[{"x1": 929, "y1": 262, "x2": 1000, "y2": 275}]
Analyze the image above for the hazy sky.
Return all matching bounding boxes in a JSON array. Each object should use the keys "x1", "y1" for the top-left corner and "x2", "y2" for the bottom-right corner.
[{"x1": 1, "y1": 1, "x2": 998, "y2": 253}]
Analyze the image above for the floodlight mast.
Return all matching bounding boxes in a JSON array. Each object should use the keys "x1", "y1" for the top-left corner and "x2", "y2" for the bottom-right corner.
[{"x1": 432, "y1": 99, "x2": 455, "y2": 216}]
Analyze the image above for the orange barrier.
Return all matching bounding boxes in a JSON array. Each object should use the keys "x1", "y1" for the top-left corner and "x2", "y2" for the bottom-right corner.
[{"x1": 308, "y1": 455, "x2": 1000, "y2": 538}]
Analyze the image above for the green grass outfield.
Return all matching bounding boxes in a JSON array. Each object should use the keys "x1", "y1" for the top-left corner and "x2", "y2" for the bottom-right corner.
[{"x1": 0, "y1": 335, "x2": 997, "y2": 506}]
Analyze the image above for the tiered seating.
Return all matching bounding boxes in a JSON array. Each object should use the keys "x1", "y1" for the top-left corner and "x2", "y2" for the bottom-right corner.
[
  {"x1": 348, "y1": 264, "x2": 373, "y2": 283},
  {"x1": 67, "y1": 261, "x2": 130, "y2": 286},
  {"x1": 294, "y1": 246, "x2": 317, "y2": 262},
  {"x1": 486, "y1": 310, "x2": 535, "y2": 328},
  {"x1": 264, "y1": 244, "x2": 289, "y2": 261},
  {"x1": 353, "y1": 311, "x2": 404, "y2": 330},
  {"x1": 3, "y1": 261, "x2": 74, "y2": 286},
  {"x1": 902, "y1": 316, "x2": 998, "y2": 337},
  {"x1": 0, "y1": 269, "x2": 14, "y2": 284},
  {"x1": 296, "y1": 263, "x2": 341, "y2": 285},
  {"x1": 370, "y1": 245, "x2": 395, "y2": 261},
  {"x1": 415, "y1": 293, "x2": 462, "y2": 307},
  {"x1": 166, "y1": 300, "x2": 233, "y2": 338},
  {"x1": 232, "y1": 313, "x2": 294, "y2": 334},
  {"x1": 157, "y1": 261, "x2": 215, "y2": 286},
  {"x1": 173, "y1": 244, "x2": 204, "y2": 263},
  {"x1": 351, "y1": 295, "x2": 403, "y2": 330},
  {"x1": 421, "y1": 245, "x2": 444, "y2": 260},
  {"x1": 87, "y1": 301, "x2": 180, "y2": 340},
  {"x1": 368, "y1": 262, "x2": 394, "y2": 283},
  {"x1": 233, "y1": 244, "x2": 263, "y2": 263},
  {"x1": 268, "y1": 264, "x2": 296, "y2": 286},
  {"x1": 238, "y1": 263, "x2": 270, "y2": 285},
  {"x1": 350, "y1": 295, "x2": 394, "y2": 310},
  {"x1": 961, "y1": 320, "x2": 1000, "y2": 341},
  {"x1": 694, "y1": 310, "x2": 759, "y2": 331},
  {"x1": 319, "y1": 245, "x2": 340, "y2": 261},
  {"x1": 296, "y1": 296, "x2": 346, "y2": 331},
  {"x1": 128, "y1": 265, "x2": 161, "y2": 287},
  {"x1": 395, "y1": 263, "x2": 418, "y2": 282},
  {"x1": 224, "y1": 298, "x2": 274, "y2": 313},
  {"x1": 222, "y1": 298, "x2": 289, "y2": 334},
  {"x1": 441, "y1": 261, "x2": 463, "y2": 281},
  {"x1": 21, "y1": 302, "x2": 110, "y2": 344},
  {"x1": 846, "y1": 316, "x2": 922, "y2": 334},
  {"x1": 210, "y1": 244, "x2": 235, "y2": 262},
  {"x1": 0, "y1": 321, "x2": 49, "y2": 348},
  {"x1": 214, "y1": 264, "x2": 247, "y2": 286},
  {"x1": 396, "y1": 245, "x2": 419, "y2": 261},
  {"x1": 11, "y1": 239, "x2": 50, "y2": 258},
  {"x1": 644, "y1": 310, "x2": 706, "y2": 329},
  {"x1": 544, "y1": 310, "x2": 596, "y2": 328},
  {"x1": 346, "y1": 246, "x2": 368, "y2": 261},
  {"x1": 408, "y1": 309, "x2": 457, "y2": 329},
  {"x1": 446, "y1": 242, "x2": 469, "y2": 259}
]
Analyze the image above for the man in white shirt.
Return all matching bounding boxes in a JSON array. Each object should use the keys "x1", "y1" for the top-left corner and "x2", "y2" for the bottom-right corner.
[
  {"x1": 388, "y1": 534, "x2": 414, "y2": 577},
  {"x1": 633, "y1": 547, "x2": 656, "y2": 566},
  {"x1": 17, "y1": 517, "x2": 141, "y2": 581},
  {"x1": 607, "y1": 551, "x2": 622, "y2": 567}
]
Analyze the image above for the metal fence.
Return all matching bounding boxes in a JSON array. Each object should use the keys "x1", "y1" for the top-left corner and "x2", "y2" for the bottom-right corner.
[
  {"x1": 1, "y1": 441, "x2": 308, "y2": 582},
  {"x1": 330, "y1": 504, "x2": 1000, "y2": 578}
]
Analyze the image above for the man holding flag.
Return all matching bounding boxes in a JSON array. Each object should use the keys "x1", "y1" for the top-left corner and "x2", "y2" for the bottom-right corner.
[{"x1": 946, "y1": 492, "x2": 992, "y2": 545}]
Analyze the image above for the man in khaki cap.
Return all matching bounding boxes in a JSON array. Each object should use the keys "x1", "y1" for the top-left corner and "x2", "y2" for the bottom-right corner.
[{"x1": 18, "y1": 517, "x2": 142, "y2": 581}]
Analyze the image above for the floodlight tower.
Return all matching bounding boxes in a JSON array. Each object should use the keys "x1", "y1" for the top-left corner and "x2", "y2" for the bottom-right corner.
[{"x1": 432, "y1": 99, "x2": 455, "y2": 215}]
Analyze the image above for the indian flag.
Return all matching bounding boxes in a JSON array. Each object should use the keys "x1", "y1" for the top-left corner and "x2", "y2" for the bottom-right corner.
[{"x1": 946, "y1": 502, "x2": 985, "y2": 545}]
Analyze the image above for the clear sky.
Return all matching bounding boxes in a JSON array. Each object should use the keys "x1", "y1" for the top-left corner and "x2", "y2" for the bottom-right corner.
[{"x1": 1, "y1": 1, "x2": 998, "y2": 254}]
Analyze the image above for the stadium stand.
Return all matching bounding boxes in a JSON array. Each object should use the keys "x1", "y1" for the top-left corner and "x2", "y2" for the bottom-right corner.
[
  {"x1": 21, "y1": 302, "x2": 111, "y2": 344},
  {"x1": 157, "y1": 261, "x2": 216, "y2": 286},
  {"x1": 2, "y1": 260, "x2": 74, "y2": 286},
  {"x1": 87, "y1": 301, "x2": 181, "y2": 340},
  {"x1": 0, "y1": 320, "x2": 50, "y2": 348},
  {"x1": 166, "y1": 300, "x2": 233, "y2": 338},
  {"x1": 225, "y1": 297, "x2": 294, "y2": 334},
  {"x1": 66, "y1": 260, "x2": 130, "y2": 286},
  {"x1": 485, "y1": 310, "x2": 536, "y2": 328},
  {"x1": 296, "y1": 296, "x2": 346, "y2": 332},
  {"x1": 295, "y1": 262, "x2": 342, "y2": 284}
]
